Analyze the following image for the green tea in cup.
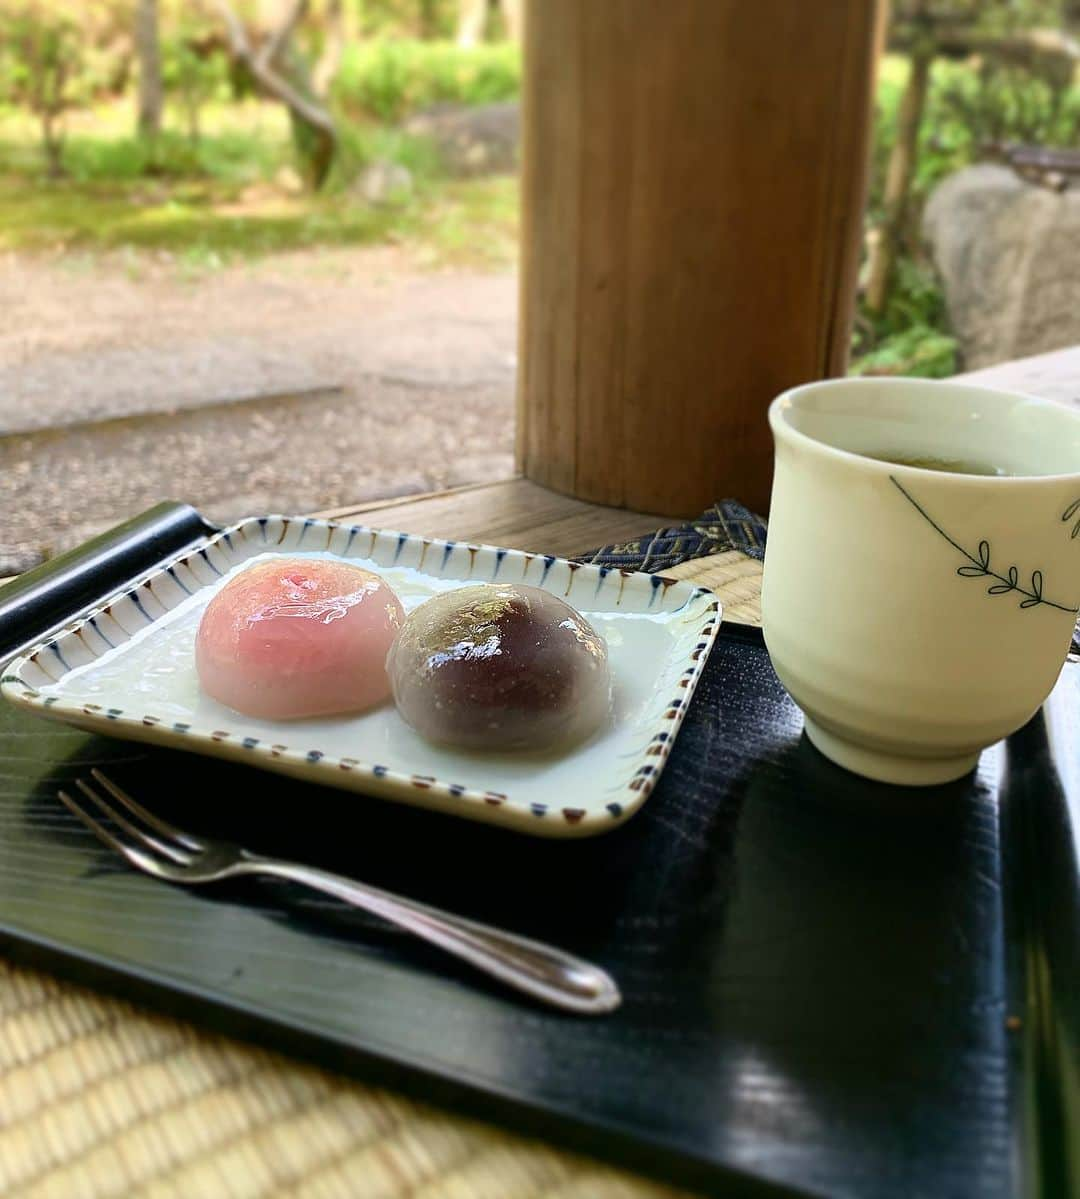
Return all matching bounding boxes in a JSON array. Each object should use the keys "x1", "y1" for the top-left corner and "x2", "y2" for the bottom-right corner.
[{"x1": 864, "y1": 452, "x2": 1009, "y2": 477}]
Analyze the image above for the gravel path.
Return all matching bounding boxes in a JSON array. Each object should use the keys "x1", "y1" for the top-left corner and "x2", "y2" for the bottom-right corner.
[{"x1": 0, "y1": 247, "x2": 517, "y2": 573}]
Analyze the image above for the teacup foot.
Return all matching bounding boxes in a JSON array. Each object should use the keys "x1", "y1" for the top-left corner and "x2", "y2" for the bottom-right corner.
[{"x1": 803, "y1": 717, "x2": 980, "y2": 786}]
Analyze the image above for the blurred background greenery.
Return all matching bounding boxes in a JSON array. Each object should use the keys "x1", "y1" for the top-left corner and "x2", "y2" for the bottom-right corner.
[
  {"x1": 0, "y1": 1, "x2": 523, "y2": 271},
  {"x1": 1, "y1": 0, "x2": 1079, "y2": 374},
  {"x1": 860, "y1": 0, "x2": 1080, "y2": 376}
]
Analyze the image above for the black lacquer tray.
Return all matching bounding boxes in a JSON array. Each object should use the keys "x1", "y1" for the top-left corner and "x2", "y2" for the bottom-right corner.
[{"x1": 0, "y1": 504, "x2": 1076, "y2": 1199}]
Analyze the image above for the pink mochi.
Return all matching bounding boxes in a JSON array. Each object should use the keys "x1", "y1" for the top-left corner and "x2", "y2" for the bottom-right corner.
[{"x1": 195, "y1": 558, "x2": 404, "y2": 719}]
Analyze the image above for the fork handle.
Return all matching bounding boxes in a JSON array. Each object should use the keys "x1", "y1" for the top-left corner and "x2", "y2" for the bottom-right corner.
[{"x1": 239, "y1": 857, "x2": 621, "y2": 1015}]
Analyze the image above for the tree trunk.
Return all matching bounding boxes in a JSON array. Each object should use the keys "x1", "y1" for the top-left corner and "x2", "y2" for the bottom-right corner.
[
  {"x1": 500, "y1": 0, "x2": 522, "y2": 41},
  {"x1": 41, "y1": 111, "x2": 65, "y2": 178},
  {"x1": 518, "y1": 0, "x2": 883, "y2": 518},
  {"x1": 418, "y1": 0, "x2": 439, "y2": 39},
  {"x1": 456, "y1": 0, "x2": 488, "y2": 47},
  {"x1": 342, "y1": 0, "x2": 360, "y2": 43},
  {"x1": 185, "y1": 97, "x2": 201, "y2": 143},
  {"x1": 312, "y1": 0, "x2": 345, "y2": 97},
  {"x1": 864, "y1": 38, "x2": 933, "y2": 315},
  {"x1": 135, "y1": 0, "x2": 163, "y2": 139}
]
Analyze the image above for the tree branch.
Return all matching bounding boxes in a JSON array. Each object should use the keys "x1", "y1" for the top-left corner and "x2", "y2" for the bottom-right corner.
[
  {"x1": 213, "y1": 0, "x2": 336, "y2": 184},
  {"x1": 889, "y1": 22, "x2": 1080, "y2": 64},
  {"x1": 311, "y1": 0, "x2": 344, "y2": 99},
  {"x1": 215, "y1": 0, "x2": 253, "y2": 59},
  {"x1": 256, "y1": 0, "x2": 310, "y2": 73}
]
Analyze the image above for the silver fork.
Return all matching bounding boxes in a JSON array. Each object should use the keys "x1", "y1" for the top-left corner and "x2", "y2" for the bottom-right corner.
[{"x1": 58, "y1": 769, "x2": 620, "y2": 1015}]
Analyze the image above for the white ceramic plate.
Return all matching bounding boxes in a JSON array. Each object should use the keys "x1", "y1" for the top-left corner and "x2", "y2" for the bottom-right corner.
[{"x1": 1, "y1": 516, "x2": 721, "y2": 837}]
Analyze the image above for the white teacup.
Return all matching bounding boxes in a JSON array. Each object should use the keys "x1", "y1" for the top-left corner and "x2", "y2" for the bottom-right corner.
[{"x1": 761, "y1": 377, "x2": 1080, "y2": 785}]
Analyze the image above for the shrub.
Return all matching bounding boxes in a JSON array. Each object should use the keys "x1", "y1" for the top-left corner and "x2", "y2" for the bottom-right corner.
[
  {"x1": 0, "y1": 3, "x2": 84, "y2": 176},
  {"x1": 850, "y1": 323, "x2": 959, "y2": 378},
  {"x1": 870, "y1": 53, "x2": 1080, "y2": 219},
  {"x1": 852, "y1": 241, "x2": 959, "y2": 378},
  {"x1": 161, "y1": 31, "x2": 230, "y2": 143},
  {"x1": 50, "y1": 129, "x2": 285, "y2": 185},
  {"x1": 0, "y1": 0, "x2": 139, "y2": 174},
  {"x1": 332, "y1": 40, "x2": 520, "y2": 123}
]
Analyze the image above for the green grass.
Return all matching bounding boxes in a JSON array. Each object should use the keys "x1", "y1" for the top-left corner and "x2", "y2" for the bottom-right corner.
[
  {"x1": 0, "y1": 99, "x2": 519, "y2": 269},
  {"x1": 0, "y1": 98, "x2": 292, "y2": 186},
  {"x1": 0, "y1": 176, "x2": 397, "y2": 252},
  {"x1": 0, "y1": 171, "x2": 519, "y2": 267},
  {"x1": 411, "y1": 174, "x2": 517, "y2": 267},
  {"x1": 0, "y1": 131, "x2": 286, "y2": 184}
]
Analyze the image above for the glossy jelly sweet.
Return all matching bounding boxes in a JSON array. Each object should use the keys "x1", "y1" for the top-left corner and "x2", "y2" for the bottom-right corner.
[
  {"x1": 387, "y1": 583, "x2": 611, "y2": 751},
  {"x1": 196, "y1": 558, "x2": 404, "y2": 719}
]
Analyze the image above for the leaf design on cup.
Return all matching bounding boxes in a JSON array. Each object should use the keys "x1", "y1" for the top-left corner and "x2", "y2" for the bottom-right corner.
[
  {"x1": 891, "y1": 477, "x2": 1079, "y2": 615},
  {"x1": 1020, "y1": 571, "x2": 1045, "y2": 609},
  {"x1": 1062, "y1": 498, "x2": 1080, "y2": 538},
  {"x1": 957, "y1": 541, "x2": 991, "y2": 577},
  {"x1": 987, "y1": 565, "x2": 1019, "y2": 595}
]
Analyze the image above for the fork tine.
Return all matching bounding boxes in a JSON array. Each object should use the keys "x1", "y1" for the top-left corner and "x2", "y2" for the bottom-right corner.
[
  {"x1": 75, "y1": 778, "x2": 193, "y2": 865},
  {"x1": 90, "y1": 768, "x2": 206, "y2": 852},
  {"x1": 58, "y1": 789, "x2": 161, "y2": 875}
]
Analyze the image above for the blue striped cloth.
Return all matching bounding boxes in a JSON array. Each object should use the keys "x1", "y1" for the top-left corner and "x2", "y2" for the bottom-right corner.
[{"x1": 573, "y1": 500, "x2": 767, "y2": 574}]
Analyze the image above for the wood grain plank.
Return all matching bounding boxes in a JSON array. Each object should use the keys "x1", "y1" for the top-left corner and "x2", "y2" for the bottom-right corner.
[
  {"x1": 315, "y1": 478, "x2": 671, "y2": 559},
  {"x1": 517, "y1": 0, "x2": 882, "y2": 517},
  {"x1": 515, "y1": 1, "x2": 583, "y2": 498}
]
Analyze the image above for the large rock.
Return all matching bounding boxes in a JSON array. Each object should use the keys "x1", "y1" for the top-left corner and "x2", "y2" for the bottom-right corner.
[
  {"x1": 404, "y1": 102, "x2": 519, "y2": 177},
  {"x1": 923, "y1": 164, "x2": 1080, "y2": 369},
  {"x1": 354, "y1": 160, "x2": 414, "y2": 206}
]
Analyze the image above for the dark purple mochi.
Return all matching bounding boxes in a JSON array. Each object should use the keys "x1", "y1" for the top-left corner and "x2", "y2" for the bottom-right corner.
[{"x1": 387, "y1": 583, "x2": 612, "y2": 751}]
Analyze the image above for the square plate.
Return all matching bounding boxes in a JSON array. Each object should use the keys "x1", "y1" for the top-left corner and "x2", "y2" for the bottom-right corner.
[{"x1": 1, "y1": 516, "x2": 721, "y2": 837}]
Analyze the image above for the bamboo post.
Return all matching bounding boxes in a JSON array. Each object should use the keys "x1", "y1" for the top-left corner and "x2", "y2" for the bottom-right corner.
[{"x1": 517, "y1": 0, "x2": 884, "y2": 517}]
